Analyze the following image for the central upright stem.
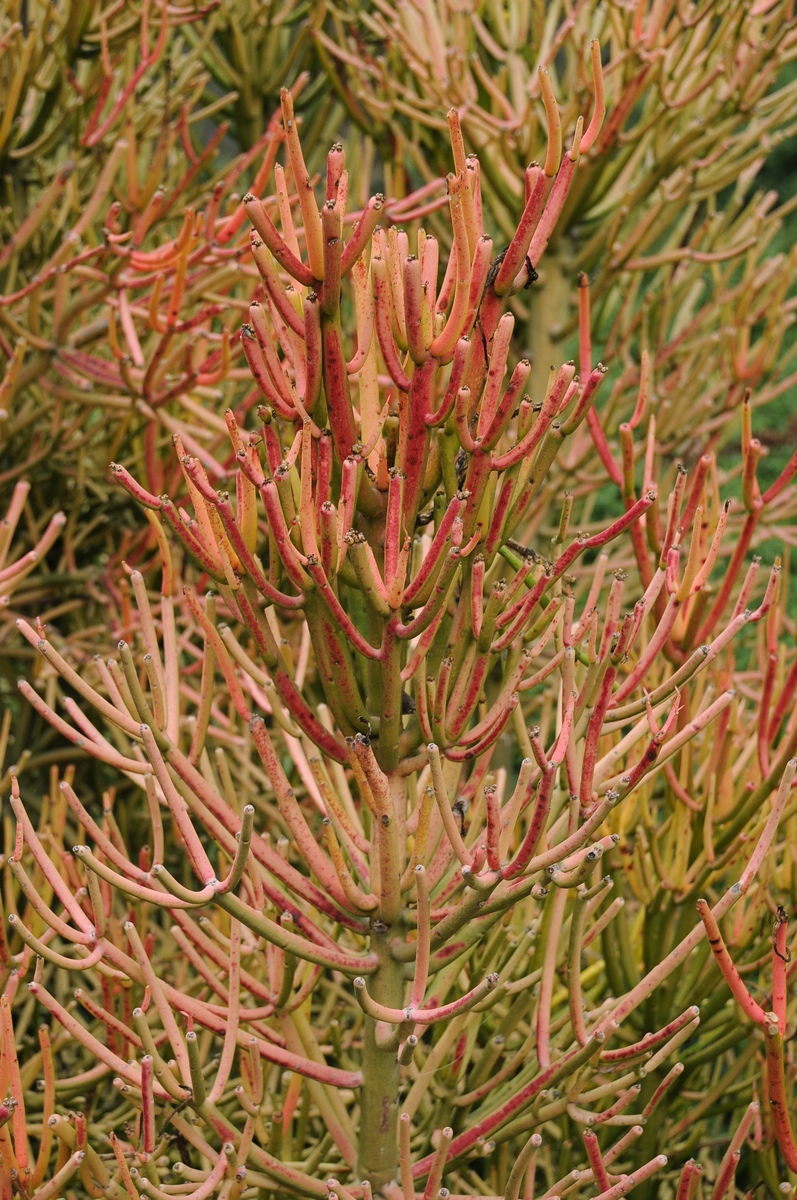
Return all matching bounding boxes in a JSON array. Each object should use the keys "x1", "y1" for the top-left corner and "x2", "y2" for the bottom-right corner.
[
  {"x1": 358, "y1": 915, "x2": 407, "y2": 1192},
  {"x1": 378, "y1": 626, "x2": 403, "y2": 773}
]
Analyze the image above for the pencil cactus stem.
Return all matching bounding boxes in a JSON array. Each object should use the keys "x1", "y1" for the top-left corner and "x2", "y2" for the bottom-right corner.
[
  {"x1": 505, "y1": 1133, "x2": 542, "y2": 1200},
  {"x1": 216, "y1": 491, "x2": 304, "y2": 609},
  {"x1": 581, "y1": 40, "x2": 607, "y2": 153},
  {"x1": 250, "y1": 235, "x2": 306, "y2": 337},
  {"x1": 527, "y1": 134, "x2": 582, "y2": 267},
  {"x1": 460, "y1": 235, "x2": 494, "y2": 339},
  {"x1": 396, "y1": 542, "x2": 462, "y2": 640},
  {"x1": 490, "y1": 363, "x2": 569, "y2": 471},
  {"x1": 215, "y1": 807, "x2": 255, "y2": 896},
  {"x1": 141, "y1": 724, "x2": 216, "y2": 884},
  {"x1": 383, "y1": 470, "x2": 404, "y2": 587},
  {"x1": 408, "y1": 865, "x2": 432, "y2": 1010},
  {"x1": 427, "y1": 743, "x2": 471, "y2": 866},
  {"x1": 765, "y1": 1020, "x2": 797, "y2": 1171},
  {"x1": 347, "y1": 260, "x2": 376, "y2": 380},
  {"x1": 214, "y1": 888, "x2": 375, "y2": 976},
  {"x1": 322, "y1": 307, "x2": 360, "y2": 460},
  {"x1": 6, "y1": 854, "x2": 93, "y2": 943},
  {"x1": 248, "y1": 301, "x2": 296, "y2": 417},
  {"x1": 540, "y1": 69, "x2": 563, "y2": 179},
  {"x1": 243, "y1": 193, "x2": 314, "y2": 287},
  {"x1": 372, "y1": 255, "x2": 412, "y2": 392},
  {"x1": 482, "y1": 358, "x2": 532, "y2": 452},
  {"x1": 341, "y1": 195, "x2": 385, "y2": 277},
  {"x1": 502, "y1": 763, "x2": 556, "y2": 880},
  {"x1": 323, "y1": 821, "x2": 378, "y2": 913},
  {"x1": 258, "y1": 478, "x2": 311, "y2": 590},
  {"x1": 280, "y1": 89, "x2": 324, "y2": 280},
  {"x1": 353, "y1": 971, "x2": 498, "y2": 1025},
  {"x1": 454, "y1": 385, "x2": 480, "y2": 454},
  {"x1": 305, "y1": 558, "x2": 381, "y2": 661},
  {"x1": 560, "y1": 365, "x2": 607, "y2": 435},
  {"x1": 770, "y1": 907, "x2": 790, "y2": 1031},
  {"x1": 493, "y1": 168, "x2": 547, "y2": 296},
  {"x1": 476, "y1": 312, "x2": 513, "y2": 436},
  {"x1": 415, "y1": 1034, "x2": 604, "y2": 1174},
  {"x1": 385, "y1": 228, "x2": 408, "y2": 348},
  {"x1": 320, "y1": 201, "x2": 343, "y2": 317},
  {"x1": 404, "y1": 254, "x2": 429, "y2": 364},
  {"x1": 427, "y1": 337, "x2": 469, "y2": 426},
  {"x1": 430, "y1": 176, "x2": 472, "y2": 358}
]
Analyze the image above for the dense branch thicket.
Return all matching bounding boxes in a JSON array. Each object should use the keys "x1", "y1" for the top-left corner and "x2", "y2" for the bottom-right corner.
[{"x1": 2, "y1": 5, "x2": 797, "y2": 1200}]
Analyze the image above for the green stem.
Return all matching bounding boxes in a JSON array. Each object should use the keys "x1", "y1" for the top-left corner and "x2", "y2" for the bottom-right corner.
[
  {"x1": 357, "y1": 914, "x2": 407, "y2": 1191},
  {"x1": 378, "y1": 626, "x2": 404, "y2": 773}
]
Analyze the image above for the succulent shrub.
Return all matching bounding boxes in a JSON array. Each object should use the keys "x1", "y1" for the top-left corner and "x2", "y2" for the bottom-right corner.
[
  {"x1": 0, "y1": 0, "x2": 358, "y2": 760},
  {"x1": 3, "y1": 84, "x2": 797, "y2": 1200},
  {"x1": 4, "y1": 0, "x2": 797, "y2": 706},
  {"x1": 0, "y1": 0, "x2": 341, "y2": 555},
  {"x1": 317, "y1": 0, "x2": 797, "y2": 457}
]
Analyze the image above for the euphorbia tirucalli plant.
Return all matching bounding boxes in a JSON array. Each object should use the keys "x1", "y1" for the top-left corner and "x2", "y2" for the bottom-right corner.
[
  {"x1": 5, "y1": 85, "x2": 797, "y2": 1200},
  {"x1": 317, "y1": 0, "x2": 797, "y2": 435}
]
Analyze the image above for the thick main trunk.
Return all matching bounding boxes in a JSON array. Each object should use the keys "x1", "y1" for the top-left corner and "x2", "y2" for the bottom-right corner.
[{"x1": 357, "y1": 918, "x2": 407, "y2": 1192}]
